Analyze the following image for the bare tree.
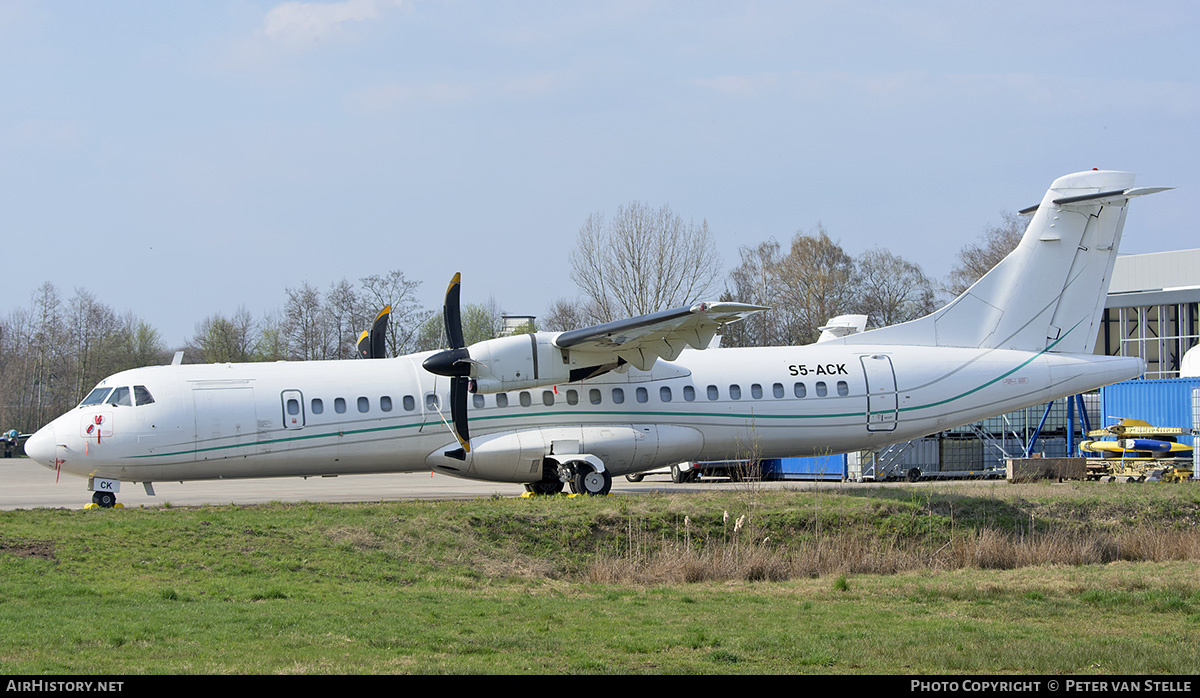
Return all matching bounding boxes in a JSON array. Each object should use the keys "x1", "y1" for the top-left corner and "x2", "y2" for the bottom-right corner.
[
  {"x1": 359, "y1": 270, "x2": 430, "y2": 357},
  {"x1": 192, "y1": 307, "x2": 257, "y2": 363},
  {"x1": 282, "y1": 282, "x2": 332, "y2": 361},
  {"x1": 30, "y1": 283, "x2": 67, "y2": 428},
  {"x1": 722, "y1": 239, "x2": 785, "y2": 347},
  {"x1": 414, "y1": 314, "x2": 444, "y2": 353},
  {"x1": 945, "y1": 212, "x2": 1026, "y2": 297},
  {"x1": 570, "y1": 202, "x2": 721, "y2": 322},
  {"x1": 540, "y1": 297, "x2": 603, "y2": 332},
  {"x1": 854, "y1": 248, "x2": 937, "y2": 328},
  {"x1": 117, "y1": 315, "x2": 168, "y2": 369},
  {"x1": 462, "y1": 298, "x2": 504, "y2": 346},
  {"x1": 68, "y1": 288, "x2": 119, "y2": 401},
  {"x1": 324, "y1": 278, "x2": 364, "y2": 361},
  {"x1": 414, "y1": 298, "x2": 504, "y2": 352},
  {"x1": 776, "y1": 225, "x2": 856, "y2": 345},
  {"x1": 254, "y1": 310, "x2": 288, "y2": 362}
]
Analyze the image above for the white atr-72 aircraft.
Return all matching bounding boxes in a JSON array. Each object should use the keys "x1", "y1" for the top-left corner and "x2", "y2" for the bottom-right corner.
[{"x1": 25, "y1": 170, "x2": 1167, "y2": 506}]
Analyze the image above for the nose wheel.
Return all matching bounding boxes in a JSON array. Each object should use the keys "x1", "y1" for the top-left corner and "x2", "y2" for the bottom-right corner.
[{"x1": 88, "y1": 491, "x2": 122, "y2": 509}]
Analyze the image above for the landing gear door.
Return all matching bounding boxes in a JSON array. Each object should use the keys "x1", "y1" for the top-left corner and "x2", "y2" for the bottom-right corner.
[
  {"x1": 861, "y1": 354, "x2": 898, "y2": 432},
  {"x1": 281, "y1": 390, "x2": 305, "y2": 430}
]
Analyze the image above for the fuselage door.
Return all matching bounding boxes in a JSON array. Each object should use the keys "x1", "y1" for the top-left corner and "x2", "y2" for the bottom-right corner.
[
  {"x1": 861, "y1": 354, "x2": 898, "y2": 432},
  {"x1": 193, "y1": 386, "x2": 259, "y2": 461},
  {"x1": 282, "y1": 389, "x2": 305, "y2": 430}
]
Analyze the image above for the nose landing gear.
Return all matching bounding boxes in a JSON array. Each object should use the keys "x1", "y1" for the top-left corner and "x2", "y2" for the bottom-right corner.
[
  {"x1": 85, "y1": 477, "x2": 124, "y2": 509},
  {"x1": 87, "y1": 491, "x2": 123, "y2": 509}
]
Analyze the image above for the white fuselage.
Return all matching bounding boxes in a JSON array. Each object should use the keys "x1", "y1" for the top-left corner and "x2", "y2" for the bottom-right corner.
[
  {"x1": 23, "y1": 168, "x2": 1162, "y2": 494},
  {"x1": 27, "y1": 343, "x2": 1143, "y2": 486}
]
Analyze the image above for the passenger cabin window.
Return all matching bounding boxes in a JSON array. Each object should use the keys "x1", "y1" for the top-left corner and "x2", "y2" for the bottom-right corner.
[
  {"x1": 497, "y1": 393, "x2": 509, "y2": 408},
  {"x1": 837, "y1": 381, "x2": 849, "y2": 397},
  {"x1": 80, "y1": 387, "x2": 112, "y2": 407},
  {"x1": 729, "y1": 384, "x2": 741, "y2": 400},
  {"x1": 287, "y1": 398, "x2": 300, "y2": 416},
  {"x1": 108, "y1": 387, "x2": 131, "y2": 406},
  {"x1": 816, "y1": 381, "x2": 827, "y2": 397},
  {"x1": 772, "y1": 383, "x2": 784, "y2": 398},
  {"x1": 794, "y1": 382, "x2": 806, "y2": 398},
  {"x1": 358, "y1": 396, "x2": 369, "y2": 413},
  {"x1": 612, "y1": 388, "x2": 625, "y2": 404},
  {"x1": 683, "y1": 385, "x2": 695, "y2": 402},
  {"x1": 660, "y1": 386, "x2": 672, "y2": 402},
  {"x1": 751, "y1": 383, "x2": 763, "y2": 399},
  {"x1": 707, "y1": 385, "x2": 719, "y2": 400},
  {"x1": 473, "y1": 394, "x2": 485, "y2": 409},
  {"x1": 381, "y1": 396, "x2": 393, "y2": 412},
  {"x1": 589, "y1": 389, "x2": 602, "y2": 405},
  {"x1": 542, "y1": 391, "x2": 554, "y2": 407},
  {"x1": 134, "y1": 385, "x2": 155, "y2": 406},
  {"x1": 312, "y1": 398, "x2": 324, "y2": 415},
  {"x1": 567, "y1": 389, "x2": 579, "y2": 406},
  {"x1": 636, "y1": 387, "x2": 648, "y2": 403},
  {"x1": 425, "y1": 394, "x2": 440, "y2": 411},
  {"x1": 403, "y1": 395, "x2": 416, "y2": 411},
  {"x1": 520, "y1": 392, "x2": 532, "y2": 408},
  {"x1": 335, "y1": 397, "x2": 347, "y2": 414}
]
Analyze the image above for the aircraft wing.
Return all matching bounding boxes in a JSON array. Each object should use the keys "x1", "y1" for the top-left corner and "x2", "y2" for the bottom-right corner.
[{"x1": 553, "y1": 302, "x2": 767, "y2": 371}]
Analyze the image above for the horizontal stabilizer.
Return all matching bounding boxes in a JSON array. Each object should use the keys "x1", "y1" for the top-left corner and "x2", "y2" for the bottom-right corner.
[{"x1": 1020, "y1": 186, "x2": 1172, "y2": 215}]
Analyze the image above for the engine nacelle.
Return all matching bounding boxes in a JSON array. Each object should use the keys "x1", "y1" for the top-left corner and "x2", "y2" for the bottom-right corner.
[
  {"x1": 467, "y1": 333, "x2": 574, "y2": 393},
  {"x1": 425, "y1": 424, "x2": 705, "y2": 483}
]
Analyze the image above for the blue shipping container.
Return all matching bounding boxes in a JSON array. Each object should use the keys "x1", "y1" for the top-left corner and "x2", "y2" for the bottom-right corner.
[
  {"x1": 1100, "y1": 378, "x2": 1200, "y2": 448},
  {"x1": 761, "y1": 455, "x2": 847, "y2": 481}
]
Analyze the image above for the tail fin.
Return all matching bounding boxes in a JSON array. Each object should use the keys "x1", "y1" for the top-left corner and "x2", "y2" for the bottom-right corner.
[{"x1": 845, "y1": 170, "x2": 1169, "y2": 353}]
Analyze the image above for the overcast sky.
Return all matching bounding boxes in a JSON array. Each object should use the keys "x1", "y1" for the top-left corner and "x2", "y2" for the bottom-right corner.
[{"x1": 2, "y1": 0, "x2": 1196, "y2": 347}]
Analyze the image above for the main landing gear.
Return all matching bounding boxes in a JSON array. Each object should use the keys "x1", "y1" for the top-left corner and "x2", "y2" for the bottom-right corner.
[
  {"x1": 523, "y1": 458, "x2": 612, "y2": 497},
  {"x1": 573, "y1": 466, "x2": 612, "y2": 496}
]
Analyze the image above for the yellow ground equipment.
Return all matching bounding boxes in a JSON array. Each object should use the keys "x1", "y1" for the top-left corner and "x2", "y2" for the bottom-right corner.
[{"x1": 1080, "y1": 419, "x2": 1194, "y2": 482}]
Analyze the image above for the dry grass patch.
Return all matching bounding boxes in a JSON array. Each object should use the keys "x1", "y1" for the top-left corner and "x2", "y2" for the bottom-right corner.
[{"x1": 586, "y1": 525, "x2": 1200, "y2": 584}]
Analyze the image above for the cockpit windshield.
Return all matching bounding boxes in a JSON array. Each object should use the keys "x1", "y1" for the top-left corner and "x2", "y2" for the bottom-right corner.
[
  {"x1": 79, "y1": 387, "x2": 112, "y2": 407},
  {"x1": 134, "y1": 385, "x2": 155, "y2": 405},
  {"x1": 78, "y1": 385, "x2": 156, "y2": 408},
  {"x1": 109, "y1": 387, "x2": 131, "y2": 406}
]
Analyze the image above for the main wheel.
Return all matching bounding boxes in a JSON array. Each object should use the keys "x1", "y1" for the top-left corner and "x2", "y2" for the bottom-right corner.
[
  {"x1": 92, "y1": 491, "x2": 116, "y2": 508},
  {"x1": 625, "y1": 473, "x2": 644, "y2": 483},
  {"x1": 575, "y1": 465, "x2": 612, "y2": 496},
  {"x1": 671, "y1": 464, "x2": 685, "y2": 483},
  {"x1": 906, "y1": 467, "x2": 921, "y2": 483}
]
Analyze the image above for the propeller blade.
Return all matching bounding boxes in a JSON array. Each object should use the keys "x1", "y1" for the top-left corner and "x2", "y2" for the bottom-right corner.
[
  {"x1": 448, "y1": 376, "x2": 471, "y2": 458},
  {"x1": 357, "y1": 306, "x2": 391, "y2": 359},
  {"x1": 444, "y1": 272, "x2": 464, "y2": 350},
  {"x1": 423, "y1": 273, "x2": 472, "y2": 460},
  {"x1": 370, "y1": 305, "x2": 390, "y2": 359}
]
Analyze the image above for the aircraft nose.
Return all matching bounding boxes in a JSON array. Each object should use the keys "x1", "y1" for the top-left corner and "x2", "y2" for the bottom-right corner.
[{"x1": 23, "y1": 424, "x2": 56, "y2": 469}]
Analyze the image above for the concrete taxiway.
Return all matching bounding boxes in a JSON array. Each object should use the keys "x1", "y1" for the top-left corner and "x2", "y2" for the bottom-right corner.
[{"x1": 3, "y1": 457, "x2": 841, "y2": 510}]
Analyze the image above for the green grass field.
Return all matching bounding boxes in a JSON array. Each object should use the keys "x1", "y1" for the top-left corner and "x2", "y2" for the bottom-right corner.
[{"x1": 1, "y1": 483, "x2": 1198, "y2": 674}]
